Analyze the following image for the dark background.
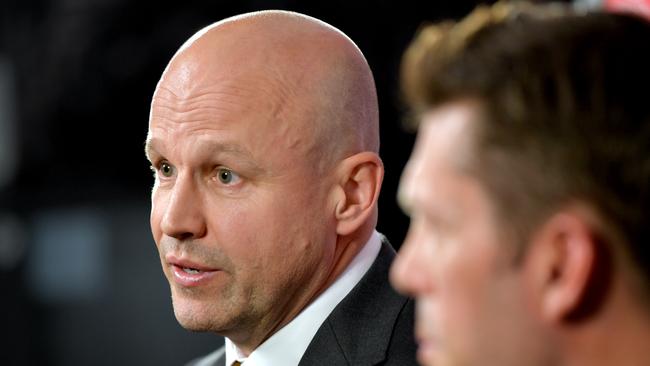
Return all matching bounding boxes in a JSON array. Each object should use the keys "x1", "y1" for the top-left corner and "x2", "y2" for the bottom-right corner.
[{"x1": 0, "y1": 1, "x2": 497, "y2": 364}]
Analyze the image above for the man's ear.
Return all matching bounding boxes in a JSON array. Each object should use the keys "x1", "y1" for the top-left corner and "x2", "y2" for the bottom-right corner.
[
  {"x1": 523, "y1": 207, "x2": 600, "y2": 323},
  {"x1": 333, "y1": 152, "x2": 384, "y2": 236}
]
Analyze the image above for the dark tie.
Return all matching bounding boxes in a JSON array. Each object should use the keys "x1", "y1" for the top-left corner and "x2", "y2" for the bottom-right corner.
[{"x1": 232, "y1": 362, "x2": 242, "y2": 366}]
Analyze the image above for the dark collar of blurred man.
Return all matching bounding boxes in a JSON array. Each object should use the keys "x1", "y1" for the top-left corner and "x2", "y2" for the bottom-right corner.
[
  {"x1": 391, "y1": 2, "x2": 650, "y2": 366},
  {"x1": 145, "y1": 10, "x2": 417, "y2": 366}
]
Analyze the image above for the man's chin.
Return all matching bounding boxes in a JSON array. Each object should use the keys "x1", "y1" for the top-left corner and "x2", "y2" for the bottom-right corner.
[
  {"x1": 178, "y1": 322, "x2": 216, "y2": 333},
  {"x1": 174, "y1": 312, "x2": 208, "y2": 332},
  {"x1": 172, "y1": 296, "x2": 223, "y2": 332}
]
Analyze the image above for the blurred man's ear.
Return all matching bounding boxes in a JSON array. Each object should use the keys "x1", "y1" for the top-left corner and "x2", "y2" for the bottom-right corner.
[
  {"x1": 333, "y1": 152, "x2": 384, "y2": 236},
  {"x1": 523, "y1": 206, "x2": 602, "y2": 323}
]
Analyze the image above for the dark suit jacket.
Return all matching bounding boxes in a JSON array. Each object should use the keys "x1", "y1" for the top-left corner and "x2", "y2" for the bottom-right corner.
[{"x1": 188, "y1": 237, "x2": 417, "y2": 366}]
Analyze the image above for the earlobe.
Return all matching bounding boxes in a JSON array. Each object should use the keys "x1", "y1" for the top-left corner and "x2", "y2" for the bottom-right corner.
[
  {"x1": 529, "y1": 210, "x2": 598, "y2": 323},
  {"x1": 334, "y1": 152, "x2": 384, "y2": 236}
]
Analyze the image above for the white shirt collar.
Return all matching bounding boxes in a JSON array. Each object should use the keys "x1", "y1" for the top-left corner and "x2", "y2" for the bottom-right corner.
[{"x1": 225, "y1": 231, "x2": 383, "y2": 366}]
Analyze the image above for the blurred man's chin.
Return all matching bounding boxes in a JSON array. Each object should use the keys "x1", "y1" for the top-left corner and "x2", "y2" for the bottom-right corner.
[{"x1": 417, "y1": 349, "x2": 440, "y2": 366}]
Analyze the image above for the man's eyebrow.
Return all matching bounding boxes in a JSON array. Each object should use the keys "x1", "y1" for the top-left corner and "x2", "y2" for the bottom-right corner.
[
  {"x1": 144, "y1": 138, "x2": 261, "y2": 171},
  {"x1": 144, "y1": 138, "x2": 159, "y2": 161},
  {"x1": 199, "y1": 142, "x2": 264, "y2": 174},
  {"x1": 197, "y1": 141, "x2": 253, "y2": 158}
]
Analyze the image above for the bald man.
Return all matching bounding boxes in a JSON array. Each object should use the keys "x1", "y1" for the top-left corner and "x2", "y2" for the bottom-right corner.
[{"x1": 144, "y1": 10, "x2": 417, "y2": 366}]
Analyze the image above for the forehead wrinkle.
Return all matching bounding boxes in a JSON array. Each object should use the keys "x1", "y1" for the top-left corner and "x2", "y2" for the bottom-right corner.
[
  {"x1": 256, "y1": 65, "x2": 338, "y2": 161},
  {"x1": 265, "y1": 65, "x2": 303, "y2": 121},
  {"x1": 216, "y1": 68, "x2": 316, "y2": 155},
  {"x1": 151, "y1": 104, "x2": 236, "y2": 126},
  {"x1": 149, "y1": 82, "x2": 313, "y2": 175},
  {"x1": 153, "y1": 84, "x2": 253, "y2": 119},
  {"x1": 154, "y1": 84, "x2": 249, "y2": 109},
  {"x1": 149, "y1": 120, "x2": 228, "y2": 147},
  {"x1": 189, "y1": 139, "x2": 255, "y2": 164},
  {"x1": 155, "y1": 67, "x2": 303, "y2": 129},
  {"x1": 146, "y1": 133, "x2": 256, "y2": 165}
]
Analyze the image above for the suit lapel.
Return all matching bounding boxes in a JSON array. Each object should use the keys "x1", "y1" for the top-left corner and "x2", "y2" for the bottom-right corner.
[
  {"x1": 186, "y1": 346, "x2": 226, "y2": 366},
  {"x1": 215, "y1": 351, "x2": 226, "y2": 366},
  {"x1": 298, "y1": 238, "x2": 409, "y2": 366}
]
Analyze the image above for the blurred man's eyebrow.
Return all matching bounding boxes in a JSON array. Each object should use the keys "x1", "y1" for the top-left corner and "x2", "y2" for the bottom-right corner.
[{"x1": 397, "y1": 181, "x2": 445, "y2": 225}]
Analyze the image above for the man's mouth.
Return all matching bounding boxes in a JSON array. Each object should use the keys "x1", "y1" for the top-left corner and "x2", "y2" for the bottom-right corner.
[
  {"x1": 165, "y1": 254, "x2": 221, "y2": 287},
  {"x1": 171, "y1": 263, "x2": 219, "y2": 286},
  {"x1": 181, "y1": 267, "x2": 202, "y2": 274}
]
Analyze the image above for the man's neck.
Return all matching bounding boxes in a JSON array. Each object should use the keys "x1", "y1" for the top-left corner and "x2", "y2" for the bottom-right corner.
[{"x1": 228, "y1": 229, "x2": 376, "y2": 356}]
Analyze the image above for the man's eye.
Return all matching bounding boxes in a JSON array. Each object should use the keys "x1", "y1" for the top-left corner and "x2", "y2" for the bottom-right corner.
[
  {"x1": 160, "y1": 162, "x2": 174, "y2": 177},
  {"x1": 216, "y1": 168, "x2": 240, "y2": 185}
]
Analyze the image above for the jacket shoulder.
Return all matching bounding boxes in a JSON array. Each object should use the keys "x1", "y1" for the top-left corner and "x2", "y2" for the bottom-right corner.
[{"x1": 300, "y1": 237, "x2": 418, "y2": 365}]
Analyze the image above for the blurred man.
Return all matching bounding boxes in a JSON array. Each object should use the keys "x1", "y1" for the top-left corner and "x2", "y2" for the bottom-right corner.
[
  {"x1": 390, "y1": 3, "x2": 650, "y2": 366},
  {"x1": 145, "y1": 10, "x2": 417, "y2": 366}
]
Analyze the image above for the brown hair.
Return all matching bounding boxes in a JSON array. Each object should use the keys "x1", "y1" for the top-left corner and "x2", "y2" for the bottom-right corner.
[{"x1": 402, "y1": 2, "x2": 650, "y2": 292}]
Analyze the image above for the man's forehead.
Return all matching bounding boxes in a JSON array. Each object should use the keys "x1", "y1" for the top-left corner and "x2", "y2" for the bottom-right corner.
[
  {"x1": 420, "y1": 102, "x2": 480, "y2": 167},
  {"x1": 150, "y1": 66, "x2": 301, "y2": 143},
  {"x1": 156, "y1": 58, "x2": 201, "y2": 100},
  {"x1": 147, "y1": 71, "x2": 320, "y2": 172},
  {"x1": 153, "y1": 44, "x2": 303, "y2": 121},
  {"x1": 146, "y1": 11, "x2": 375, "y2": 172},
  {"x1": 159, "y1": 19, "x2": 312, "y2": 97},
  {"x1": 154, "y1": 12, "x2": 348, "y2": 113},
  {"x1": 157, "y1": 56, "x2": 255, "y2": 101},
  {"x1": 421, "y1": 102, "x2": 478, "y2": 139}
]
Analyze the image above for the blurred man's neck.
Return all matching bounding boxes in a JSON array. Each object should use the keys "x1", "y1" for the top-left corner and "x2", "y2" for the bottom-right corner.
[{"x1": 563, "y1": 275, "x2": 650, "y2": 366}]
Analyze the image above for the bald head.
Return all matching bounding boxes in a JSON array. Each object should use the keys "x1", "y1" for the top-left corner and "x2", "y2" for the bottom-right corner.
[
  {"x1": 146, "y1": 11, "x2": 385, "y2": 350},
  {"x1": 153, "y1": 10, "x2": 379, "y2": 166}
]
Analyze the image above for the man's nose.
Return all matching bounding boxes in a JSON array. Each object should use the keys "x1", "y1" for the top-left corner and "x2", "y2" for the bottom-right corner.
[
  {"x1": 390, "y1": 225, "x2": 431, "y2": 296},
  {"x1": 160, "y1": 176, "x2": 207, "y2": 240}
]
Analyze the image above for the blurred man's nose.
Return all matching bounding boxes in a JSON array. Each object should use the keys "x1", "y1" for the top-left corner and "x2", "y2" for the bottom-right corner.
[
  {"x1": 160, "y1": 176, "x2": 207, "y2": 240},
  {"x1": 390, "y1": 223, "x2": 432, "y2": 297}
]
